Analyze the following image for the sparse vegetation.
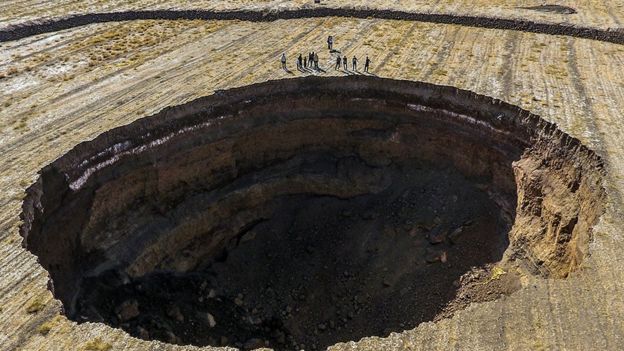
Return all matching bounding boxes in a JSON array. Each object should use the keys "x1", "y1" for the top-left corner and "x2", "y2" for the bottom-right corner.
[
  {"x1": 38, "y1": 315, "x2": 63, "y2": 335},
  {"x1": 26, "y1": 295, "x2": 47, "y2": 314},
  {"x1": 545, "y1": 64, "x2": 569, "y2": 78},
  {"x1": 489, "y1": 266, "x2": 507, "y2": 281},
  {"x1": 82, "y1": 338, "x2": 112, "y2": 351}
]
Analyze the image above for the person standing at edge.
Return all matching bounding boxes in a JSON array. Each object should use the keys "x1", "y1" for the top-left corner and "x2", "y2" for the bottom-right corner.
[
  {"x1": 304, "y1": 55, "x2": 307, "y2": 69},
  {"x1": 365, "y1": 55, "x2": 371, "y2": 73},
  {"x1": 298, "y1": 54, "x2": 303, "y2": 70},
  {"x1": 327, "y1": 35, "x2": 333, "y2": 50},
  {"x1": 281, "y1": 53, "x2": 287, "y2": 70},
  {"x1": 314, "y1": 52, "x2": 319, "y2": 70},
  {"x1": 335, "y1": 55, "x2": 341, "y2": 70},
  {"x1": 352, "y1": 55, "x2": 358, "y2": 71},
  {"x1": 343, "y1": 55, "x2": 348, "y2": 70}
]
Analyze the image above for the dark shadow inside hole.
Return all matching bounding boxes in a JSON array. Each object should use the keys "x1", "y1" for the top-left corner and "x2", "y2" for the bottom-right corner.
[{"x1": 74, "y1": 157, "x2": 510, "y2": 351}]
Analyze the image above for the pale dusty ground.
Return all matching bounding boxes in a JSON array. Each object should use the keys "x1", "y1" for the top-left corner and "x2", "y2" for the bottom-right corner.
[
  {"x1": 1, "y1": 6, "x2": 624, "y2": 351},
  {"x1": 2, "y1": 1, "x2": 624, "y2": 30}
]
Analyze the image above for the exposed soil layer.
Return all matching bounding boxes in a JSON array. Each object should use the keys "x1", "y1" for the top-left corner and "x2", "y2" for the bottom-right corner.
[
  {"x1": 1, "y1": 8, "x2": 624, "y2": 44},
  {"x1": 20, "y1": 76, "x2": 606, "y2": 350}
]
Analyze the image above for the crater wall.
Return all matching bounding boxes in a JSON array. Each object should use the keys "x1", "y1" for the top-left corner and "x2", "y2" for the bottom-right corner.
[{"x1": 18, "y1": 76, "x2": 606, "y2": 348}]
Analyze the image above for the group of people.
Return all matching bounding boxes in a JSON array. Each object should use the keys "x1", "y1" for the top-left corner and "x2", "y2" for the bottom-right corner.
[
  {"x1": 280, "y1": 35, "x2": 372, "y2": 73},
  {"x1": 296, "y1": 52, "x2": 320, "y2": 71},
  {"x1": 334, "y1": 55, "x2": 371, "y2": 72}
]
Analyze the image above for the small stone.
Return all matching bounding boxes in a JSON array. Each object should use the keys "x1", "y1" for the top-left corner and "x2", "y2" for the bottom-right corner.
[
  {"x1": 243, "y1": 338, "x2": 264, "y2": 350},
  {"x1": 448, "y1": 227, "x2": 464, "y2": 244},
  {"x1": 200, "y1": 281, "x2": 208, "y2": 291},
  {"x1": 425, "y1": 248, "x2": 447, "y2": 263},
  {"x1": 408, "y1": 226, "x2": 421, "y2": 237},
  {"x1": 116, "y1": 299, "x2": 139, "y2": 321},
  {"x1": 166, "y1": 305, "x2": 184, "y2": 322},
  {"x1": 275, "y1": 330, "x2": 286, "y2": 344},
  {"x1": 220, "y1": 336, "x2": 229, "y2": 346},
  {"x1": 207, "y1": 289, "x2": 216, "y2": 298},
  {"x1": 136, "y1": 326, "x2": 149, "y2": 339},
  {"x1": 240, "y1": 230, "x2": 257, "y2": 243},
  {"x1": 383, "y1": 280, "x2": 391, "y2": 287},
  {"x1": 427, "y1": 229, "x2": 445, "y2": 244},
  {"x1": 207, "y1": 313, "x2": 217, "y2": 328},
  {"x1": 234, "y1": 294, "x2": 244, "y2": 306},
  {"x1": 318, "y1": 323, "x2": 327, "y2": 331},
  {"x1": 249, "y1": 315, "x2": 263, "y2": 325},
  {"x1": 165, "y1": 330, "x2": 177, "y2": 344}
]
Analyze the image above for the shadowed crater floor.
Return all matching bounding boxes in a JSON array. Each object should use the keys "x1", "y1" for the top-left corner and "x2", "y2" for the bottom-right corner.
[{"x1": 20, "y1": 77, "x2": 605, "y2": 350}]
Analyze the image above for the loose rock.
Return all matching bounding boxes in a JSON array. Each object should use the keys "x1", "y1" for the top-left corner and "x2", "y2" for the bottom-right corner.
[
  {"x1": 207, "y1": 312, "x2": 216, "y2": 328},
  {"x1": 115, "y1": 299, "x2": 139, "y2": 321},
  {"x1": 425, "y1": 248, "x2": 448, "y2": 263},
  {"x1": 243, "y1": 338, "x2": 265, "y2": 350},
  {"x1": 166, "y1": 305, "x2": 184, "y2": 322},
  {"x1": 448, "y1": 226, "x2": 464, "y2": 244}
]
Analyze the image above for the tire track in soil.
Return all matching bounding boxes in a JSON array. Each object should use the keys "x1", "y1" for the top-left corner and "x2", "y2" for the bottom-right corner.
[
  {"x1": 3, "y1": 8, "x2": 624, "y2": 46},
  {"x1": 499, "y1": 30, "x2": 520, "y2": 102},
  {"x1": 418, "y1": 26, "x2": 462, "y2": 81},
  {"x1": 0, "y1": 21, "x2": 245, "y2": 154},
  {"x1": 565, "y1": 36, "x2": 624, "y2": 207},
  {"x1": 373, "y1": 22, "x2": 420, "y2": 73}
]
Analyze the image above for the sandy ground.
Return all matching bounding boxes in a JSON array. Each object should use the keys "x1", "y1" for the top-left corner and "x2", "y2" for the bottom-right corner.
[
  {"x1": 1, "y1": 4, "x2": 624, "y2": 351},
  {"x1": 2, "y1": 1, "x2": 624, "y2": 30}
]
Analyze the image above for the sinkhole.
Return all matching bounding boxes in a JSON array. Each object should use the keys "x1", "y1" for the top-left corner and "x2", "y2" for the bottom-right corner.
[{"x1": 20, "y1": 76, "x2": 606, "y2": 350}]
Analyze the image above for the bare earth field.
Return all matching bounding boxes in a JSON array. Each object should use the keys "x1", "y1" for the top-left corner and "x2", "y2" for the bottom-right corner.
[
  {"x1": 2, "y1": 0, "x2": 624, "y2": 30},
  {"x1": 1, "y1": 1, "x2": 624, "y2": 351}
]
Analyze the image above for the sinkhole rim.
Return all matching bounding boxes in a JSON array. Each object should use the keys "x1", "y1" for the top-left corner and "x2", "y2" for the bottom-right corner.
[{"x1": 18, "y1": 76, "x2": 607, "y2": 350}]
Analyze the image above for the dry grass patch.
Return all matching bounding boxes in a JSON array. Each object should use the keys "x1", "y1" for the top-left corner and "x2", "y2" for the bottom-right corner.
[
  {"x1": 82, "y1": 338, "x2": 112, "y2": 351},
  {"x1": 38, "y1": 315, "x2": 64, "y2": 335},
  {"x1": 26, "y1": 295, "x2": 47, "y2": 314}
]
